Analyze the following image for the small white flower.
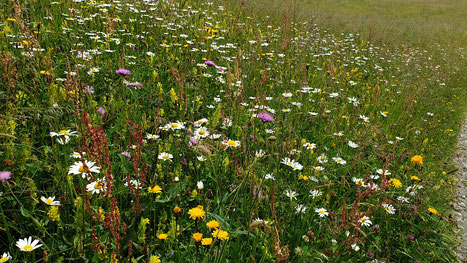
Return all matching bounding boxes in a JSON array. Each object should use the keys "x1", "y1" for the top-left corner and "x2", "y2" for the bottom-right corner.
[
  {"x1": 359, "y1": 216, "x2": 372, "y2": 226},
  {"x1": 68, "y1": 160, "x2": 100, "y2": 178},
  {"x1": 397, "y1": 196, "x2": 410, "y2": 203},
  {"x1": 255, "y1": 149, "x2": 266, "y2": 158},
  {"x1": 285, "y1": 190, "x2": 298, "y2": 201},
  {"x1": 309, "y1": 189, "x2": 322, "y2": 199},
  {"x1": 16, "y1": 236, "x2": 43, "y2": 252},
  {"x1": 197, "y1": 181, "x2": 204, "y2": 190},
  {"x1": 0, "y1": 252, "x2": 12, "y2": 261},
  {"x1": 197, "y1": 156, "x2": 207, "y2": 162},
  {"x1": 158, "y1": 152, "x2": 173, "y2": 161},
  {"x1": 222, "y1": 139, "x2": 241, "y2": 148},
  {"x1": 86, "y1": 181, "x2": 106, "y2": 194},
  {"x1": 348, "y1": 141, "x2": 359, "y2": 148},
  {"x1": 351, "y1": 244, "x2": 360, "y2": 251},
  {"x1": 146, "y1": 134, "x2": 160, "y2": 140},
  {"x1": 41, "y1": 196, "x2": 60, "y2": 206},
  {"x1": 382, "y1": 204, "x2": 395, "y2": 214},
  {"x1": 332, "y1": 157, "x2": 347, "y2": 165},
  {"x1": 295, "y1": 204, "x2": 307, "y2": 214},
  {"x1": 303, "y1": 142, "x2": 316, "y2": 150},
  {"x1": 317, "y1": 154, "x2": 328, "y2": 163},
  {"x1": 315, "y1": 208, "x2": 328, "y2": 217},
  {"x1": 265, "y1": 173, "x2": 275, "y2": 180}
]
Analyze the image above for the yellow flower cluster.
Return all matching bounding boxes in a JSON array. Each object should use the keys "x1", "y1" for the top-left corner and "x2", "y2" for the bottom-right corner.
[{"x1": 48, "y1": 206, "x2": 60, "y2": 221}]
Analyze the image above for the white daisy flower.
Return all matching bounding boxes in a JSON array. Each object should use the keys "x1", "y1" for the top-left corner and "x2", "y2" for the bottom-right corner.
[
  {"x1": 41, "y1": 196, "x2": 60, "y2": 206},
  {"x1": 68, "y1": 160, "x2": 100, "y2": 178},
  {"x1": 315, "y1": 208, "x2": 328, "y2": 217},
  {"x1": 309, "y1": 189, "x2": 322, "y2": 199},
  {"x1": 222, "y1": 139, "x2": 240, "y2": 148},
  {"x1": 86, "y1": 181, "x2": 106, "y2": 194},
  {"x1": 285, "y1": 190, "x2": 298, "y2": 201},
  {"x1": 265, "y1": 173, "x2": 275, "y2": 180},
  {"x1": 0, "y1": 252, "x2": 11, "y2": 261},
  {"x1": 16, "y1": 236, "x2": 43, "y2": 252},
  {"x1": 146, "y1": 134, "x2": 160, "y2": 140},
  {"x1": 158, "y1": 152, "x2": 173, "y2": 161},
  {"x1": 333, "y1": 157, "x2": 347, "y2": 165},
  {"x1": 359, "y1": 216, "x2": 372, "y2": 226},
  {"x1": 317, "y1": 154, "x2": 328, "y2": 163},
  {"x1": 197, "y1": 156, "x2": 207, "y2": 162},
  {"x1": 70, "y1": 152, "x2": 85, "y2": 158},
  {"x1": 50, "y1": 129, "x2": 78, "y2": 144},
  {"x1": 303, "y1": 142, "x2": 316, "y2": 150},
  {"x1": 194, "y1": 127, "x2": 210, "y2": 138},
  {"x1": 348, "y1": 141, "x2": 359, "y2": 148},
  {"x1": 382, "y1": 204, "x2": 396, "y2": 214},
  {"x1": 351, "y1": 244, "x2": 360, "y2": 251},
  {"x1": 194, "y1": 118, "x2": 208, "y2": 127}
]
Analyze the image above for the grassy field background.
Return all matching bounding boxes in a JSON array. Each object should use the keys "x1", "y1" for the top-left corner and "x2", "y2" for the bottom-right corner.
[{"x1": 234, "y1": 0, "x2": 467, "y2": 50}]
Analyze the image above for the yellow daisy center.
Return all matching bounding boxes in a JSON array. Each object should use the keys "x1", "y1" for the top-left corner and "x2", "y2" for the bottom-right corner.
[
  {"x1": 162, "y1": 155, "x2": 168, "y2": 159},
  {"x1": 319, "y1": 210, "x2": 324, "y2": 214},
  {"x1": 227, "y1": 141, "x2": 236, "y2": 146},
  {"x1": 59, "y1": 130, "x2": 68, "y2": 135},
  {"x1": 94, "y1": 184, "x2": 103, "y2": 189},
  {"x1": 47, "y1": 199, "x2": 53, "y2": 205},
  {"x1": 199, "y1": 130, "x2": 205, "y2": 135},
  {"x1": 78, "y1": 165, "x2": 89, "y2": 173},
  {"x1": 24, "y1": 245, "x2": 33, "y2": 251},
  {"x1": 171, "y1": 123, "x2": 179, "y2": 128}
]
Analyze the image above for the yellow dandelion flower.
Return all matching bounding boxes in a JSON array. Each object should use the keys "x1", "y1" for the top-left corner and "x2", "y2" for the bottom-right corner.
[
  {"x1": 212, "y1": 229, "x2": 229, "y2": 241},
  {"x1": 157, "y1": 233, "x2": 168, "y2": 240},
  {"x1": 411, "y1": 155, "x2": 423, "y2": 165},
  {"x1": 192, "y1": 232, "x2": 203, "y2": 242},
  {"x1": 389, "y1": 178, "x2": 402, "y2": 188},
  {"x1": 428, "y1": 207, "x2": 438, "y2": 214},
  {"x1": 188, "y1": 205, "x2": 205, "y2": 220},
  {"x1": 206, "y1": 220, "x2": 220, "y2": 230},
  {"x1": 201, "y1": 238, "x2": 213, "y2": 246}
]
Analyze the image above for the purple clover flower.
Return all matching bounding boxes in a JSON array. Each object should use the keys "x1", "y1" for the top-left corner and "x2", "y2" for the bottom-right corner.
[
  {"x1": 204, "y1": 60, "x2": 216, "y2": 67},
  {"x1": 121, "y1": 152, "x2": 131, "y2": 158},
  {"x1": 257, "y1": 112, "x2": 274, "y2": 122},
  {"x1": 96, "y1": 107, "x2": 106, "y2": 116},
  {"x1": 0, "y1": 171, "x2": 12, "y2": 182},
  {"x1": 115, "y1": 68, "x2": 131, "y2": 76},
  {"x1": 84, "y1": 85, "x2": 94, "y2": 94}
]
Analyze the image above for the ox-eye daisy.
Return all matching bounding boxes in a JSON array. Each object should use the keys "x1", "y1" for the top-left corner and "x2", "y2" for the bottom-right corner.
[
  {"x1": 68, "y1": 160, "x2": 100, "y2": 178},
  {"x1": 41, "y1": 196, "x2": 60, "y2": 206},
  {"x1": 16, "y1": 236, "x2": 42, "y2": 252}
]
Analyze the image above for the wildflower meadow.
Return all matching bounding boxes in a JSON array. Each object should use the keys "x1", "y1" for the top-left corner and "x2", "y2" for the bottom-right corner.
[{"x1": 1, "y1": 0, "x2": 466, "y2": 262}]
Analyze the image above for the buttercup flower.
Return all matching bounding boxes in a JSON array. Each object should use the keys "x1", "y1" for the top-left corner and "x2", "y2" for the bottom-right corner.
[{"x1": 149, "y1": 185, "x2": 162, "y2": 194}]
